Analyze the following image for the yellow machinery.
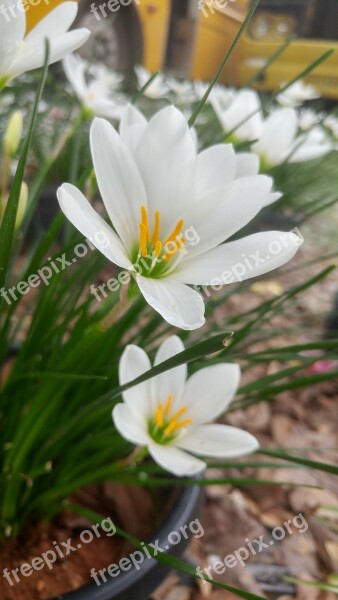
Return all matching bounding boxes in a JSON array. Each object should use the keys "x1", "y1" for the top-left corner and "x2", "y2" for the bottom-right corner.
[{"x1": 27, "y1": 0, "x2": 338, "y2": 99}]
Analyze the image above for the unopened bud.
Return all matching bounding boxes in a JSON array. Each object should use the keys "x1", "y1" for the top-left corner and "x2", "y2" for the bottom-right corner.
[
  {"x1": 15, "y1": 182, "x2": 28, "y2": 229},
  {"x1": 4, "y1": 110, "x2": 23, "y2": 157}
]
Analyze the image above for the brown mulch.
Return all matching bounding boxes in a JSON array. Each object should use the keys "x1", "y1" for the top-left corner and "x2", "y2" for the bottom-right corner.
[{"x1": 151, "y1": 216, "x2": 338, "y2": 600}]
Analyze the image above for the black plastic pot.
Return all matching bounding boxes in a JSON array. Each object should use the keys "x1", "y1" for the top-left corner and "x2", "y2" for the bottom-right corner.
[{"x1": 54, "y1": 484, "x2": 202, "y2": 600}]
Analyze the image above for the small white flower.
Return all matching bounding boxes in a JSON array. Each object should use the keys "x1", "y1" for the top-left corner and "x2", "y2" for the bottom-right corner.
[
  {"x1": 57, "y1": 105, "x2": 300, "y2": 330},
  {"x1": 194, "y1": 81, "x2": 235, "y2": 108},
  {"x1": 112, "y1": 336, "x2": 259, "y2": 476},
  {"x1": 211, "y1": 88, "x2": 263, "y2": 142},
  {"x1": 135, "y1": 65, "x2": 169, "y2": 99},
  {"x1": 252, "y1": 108, "x2": 334, "y2": 166},
  {"x1": 63, "y1": 54, "x2": 126, "y2": 120},
  {"x1": 277, "y1": 81, "x2": 320, "y2": 108},
  {"x1": 0, "y1": 1, "x2": 90, "y2": 87},
  {"x1": 289, "y1": 126, "x2": 335, "y2": 162},
  {"x1": 88, "y1": 63, "x2": 123, "y2": 90},
  {"x1": 298, "y1": 108, "x2": 321, "y2": 131},
  {"x1": 166, "y1": 76, "x2": 196, "y2": 103}
]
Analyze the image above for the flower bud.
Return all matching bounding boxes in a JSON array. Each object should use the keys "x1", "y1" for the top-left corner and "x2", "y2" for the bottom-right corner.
[
  {"x1": 15, "y1": 182, "x2": 28, "y2": 229},
  {"x1": 4, "y1": 111, "x2": 23, "y2": 157}
]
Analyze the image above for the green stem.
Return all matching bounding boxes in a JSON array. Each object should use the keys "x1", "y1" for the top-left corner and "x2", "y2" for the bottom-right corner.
[{"x1": 189, "y1": 0, "x2": 261, "y2": 127}]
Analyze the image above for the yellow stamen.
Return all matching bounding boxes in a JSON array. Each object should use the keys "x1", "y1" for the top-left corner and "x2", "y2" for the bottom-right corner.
[
  {"x1": 152, "y1": 211, "x2": 161, "y2": 245},
  {"x1": 164, "y1": 421, "x2": 178, "y2": 436},
  {"x1": 138, "y1": 207, "x2": 186, "y2": 264},
  {"x1": 155, "y1": 403, "x2": 164, "y2": 427},
  {"x1": 164, "y1": 219, "x2": 184, "y2": 247},
  {"x1": 170, "y1": 406, "x2": 188, "y2": 422},
  {"x1": 162, "y1": 232, "x2": 185, "y2": 262},
  {"x1": 164, "y1": 394, "x2": 173, "y2": 416},
  {"x1": 139, "y1": 223, "x2": 148, "y2": 257},
  {"x1": 141, "y1": 206, "x2": 151, "y2": 242},
  {"x1": 172, "y1": 418, "x2": 192, "y2": 431},
  {"x1": 155, "y1": 241, "x2": 162, "y2": 257}
]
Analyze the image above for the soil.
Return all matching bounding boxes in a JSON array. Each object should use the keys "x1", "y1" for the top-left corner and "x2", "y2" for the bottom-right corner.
[{"x1": 0, "y1": 483, "x2": 159, "y2": 600}]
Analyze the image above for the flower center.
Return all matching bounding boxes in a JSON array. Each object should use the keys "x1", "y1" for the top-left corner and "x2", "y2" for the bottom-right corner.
[
  {"x1": 148, "y1": 394, "x2": 192, "y2": 444},
  {"x1": 134, "y1": 206, "x2": 186, "y2": 278}
]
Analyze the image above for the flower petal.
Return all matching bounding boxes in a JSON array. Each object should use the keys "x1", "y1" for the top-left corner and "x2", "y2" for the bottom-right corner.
[
  {"x1": 90, "y1": 99, "x2": 126, "y2": 121},
  {"x1": 195, "y1": 144, "x2": 236, "y2": 198},
  {"x1": 0, "y1": 0, "x2": 25, "y2": 73},
  {"x1": 90, "y1": 117, "x2": 147, "y2": 249},
  {"x1": 184, "y1": 175, "x2": 277, "y2": 259},
  {"x1": 137, "y1": 275, "x2": 205, "y2": 330},
  {"x1": 112, "y1": 403, "x2": 149, "y2": 446},
  {"x1": 57, "y1": 183, "x2": 131, "y2": 269},
  {"x1": 212, "y1": 89, "x2": 262, "y2": 140},
  {"x1": 63, "y1": 53, "x2": 87, "y2": 99},
  {"x1": 25, "y1": 2, "x2": 77, "y2": 42},
  {"x1": 235, "y1": 153, "x2": 260, "y2": 178},
  {"x1": 180, "y1": 363, "x2": 241, "y2": 424},
  {"x1": 177, "y1": 424, "x2": 259, "y2": 458},
  {"x1": 120, "y1": 104, "x2": 147, "y2": 150},
  {"x1": 119, "y1": 345, "x2": 153, "y2": 417},
  {"x1": 174, "y1": 230, "x2": 302, "y2": 285},
  {"x1": 10, "y1": 29, "x2": 91, "y2": 78},
  {"x1": 148, "y1": 442, "x2": 206, "y2": 476},
  {"x1": 289, "y1": 143, "x2": 333, "y2": 163},
  {"x1": 133, "y1": 106, "x2": 196, "y2": 236},
  {"x1": 253, "y1": 108, "x2": 297, "y2": 165},
  {"x1": 151, "y1": 336, "x2": 187, "y2": 410}
]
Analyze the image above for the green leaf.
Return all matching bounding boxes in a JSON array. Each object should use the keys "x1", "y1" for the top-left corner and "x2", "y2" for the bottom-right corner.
[
  {"x1": 189, "y1": 0, "x2": 261, "y2": 127},
  {"x1": 133, "y1": 70, "x2": 161, "y2": 103},
  {"x1": 243, "y1": 35, "x2": 296, "y2": 87},
  {"x1": 259, "y1": 450, "x2": 338, "y2": 475},
  {"x1": 67, "y1": 504, "x2": 268, "y2": 600},
  {"x1": 284, "y1": 576, "x2": 338, "y2": 593},
  {"x1": 222, "y1": 49, "x2": 335, "y2": 141},
  {"x1": 109, "y1": 331, "x2": 234, "y2": 399},
  {"x1": 276, "y1": 49, "x2": 335, "y2": 97},
  {"x1": 0, "y1": 41, "x2": 50, "y2": 292}
]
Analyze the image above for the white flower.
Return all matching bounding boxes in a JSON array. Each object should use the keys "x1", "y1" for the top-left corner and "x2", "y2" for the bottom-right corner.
[
  {"x1": 252, "y1": 108, "x2": 334, "y2": 166},
  {"x1": 135, "y1": 65, "x2": 169, "y2": 99},
  {"x1": 112, "y1": 336, "x2": 259, "y2": 476},
  {"x1": 289, "y1": 126, "x2": 335, "y2": 162},
  {"x1": 63, "y1": 54, "x2": 126, "y2": 120},
  {"x1": 166, "y1": 76, "x2": 196, "y2": 103},
  {"x1": 211, "y1": 88, "x2": 263, "y2": 142},
  {"x1": 194, "y1": 81, "x2": 235, "y2": 108},
  {"x1": 298, "y1": 108, "x2": 321, "y2": 131},
  {"x1": 0, "y1": 1, "x2": 90, "y2": 87},
  {"x1": 57, "y1": 105, "x2": 301, "y2": 330},
  {"x1": 277, "y1": 81, "x2": 320, "y2": 108},
  {"x1": 88, "y1": 63, "x2": 123, "y2": 90}
]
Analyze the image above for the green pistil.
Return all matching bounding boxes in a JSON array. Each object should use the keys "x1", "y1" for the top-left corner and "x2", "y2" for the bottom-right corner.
[{"x1": 148, "y1": 419, "x2": 176, "y2": 445}]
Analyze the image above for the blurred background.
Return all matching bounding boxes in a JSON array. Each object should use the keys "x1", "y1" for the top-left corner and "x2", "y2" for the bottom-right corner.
[{"x1": 27, "y1": 0, "x2": 338, "y2": 98}]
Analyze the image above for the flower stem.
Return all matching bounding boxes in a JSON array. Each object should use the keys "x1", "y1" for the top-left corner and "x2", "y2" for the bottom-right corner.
[{"x1": 118, "y1": 447, "x2": 149, "y2": 468}]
